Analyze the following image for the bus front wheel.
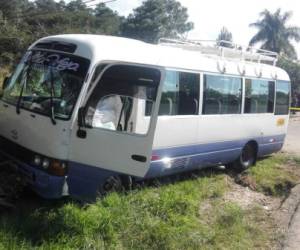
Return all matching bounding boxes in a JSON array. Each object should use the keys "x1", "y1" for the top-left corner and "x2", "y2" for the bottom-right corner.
[{"x1": 100, "y1": 175, "x2": 133, "y2": 195}]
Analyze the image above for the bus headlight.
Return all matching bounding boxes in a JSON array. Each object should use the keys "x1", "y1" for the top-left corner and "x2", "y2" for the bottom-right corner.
[
  {"x1": 34, "y1": 155, "x2": 42, "y2": 166},
  {"x1": 42, "y1": 158, "x2": 50, "y2": 169},
  {"x1": 32, "y1": 154, "x2": 68, "y2": 176}
]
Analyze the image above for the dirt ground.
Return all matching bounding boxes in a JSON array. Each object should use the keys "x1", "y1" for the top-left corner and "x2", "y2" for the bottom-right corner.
[{"x1": 283, "y1": 115, "x2": 300, "y2": 155}]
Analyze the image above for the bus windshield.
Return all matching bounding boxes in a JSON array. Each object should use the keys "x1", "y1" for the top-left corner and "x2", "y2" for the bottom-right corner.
[{"x1": 2, "y1": 50, "x2": 90, "y2": 120}]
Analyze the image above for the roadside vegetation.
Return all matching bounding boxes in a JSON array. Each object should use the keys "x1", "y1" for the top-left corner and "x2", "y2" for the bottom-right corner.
[{"x1": 0, "y1": 153, "x2": 299, "y2": 249}]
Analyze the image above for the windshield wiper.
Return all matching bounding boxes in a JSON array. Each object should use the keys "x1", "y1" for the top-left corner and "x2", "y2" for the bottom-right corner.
[
  {"x1": 49, "y1": 65, "x2": 57, "y2": 125},
  {"x1": 16, "y1": 55, "x2": 33, "y2": 114}
]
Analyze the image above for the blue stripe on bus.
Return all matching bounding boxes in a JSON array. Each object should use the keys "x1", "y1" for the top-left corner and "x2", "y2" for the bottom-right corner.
[
  {"x1": 151, "y1": 134, "x2": 286, "y2": 159},
  {"x1": 145, "y1": 134, "x2": 285, "y2": 178},
  {"x1": 12, "y1": 134, "x2": 285, "y2": 200},
  {"x1": 65, "y1": 134, "x2": 285, "y2": 200}
]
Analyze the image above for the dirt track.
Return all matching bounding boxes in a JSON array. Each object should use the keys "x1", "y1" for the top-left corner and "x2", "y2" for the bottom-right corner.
[
  {"x1": 282, "y1": 115, "x2": 300, "y2": 250},
  {"x1": 283, "y1": 116, "x2": 300, "y2": 155}
]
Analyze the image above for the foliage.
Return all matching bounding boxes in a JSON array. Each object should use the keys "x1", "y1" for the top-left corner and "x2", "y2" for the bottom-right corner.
[
  {"x1": 0, "y1": 0, "x2": 194, "y2": 67},
  {"x1": 121, "y1": 0, "x2": 194, "y2": 43},
  {"x1": 277, "y1": 57, "x2": 300, "y2": 105},
  {"x1": 217, "y1": 26, "x2": 234, "y2": 48},
  {"x1": 249, "y1": 8, "x2": 300, "y2": 59}
]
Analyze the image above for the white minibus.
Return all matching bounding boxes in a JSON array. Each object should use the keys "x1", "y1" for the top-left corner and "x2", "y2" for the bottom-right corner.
[{"x1": 0, "y1": 35, "x2": 290, "y2": 200}]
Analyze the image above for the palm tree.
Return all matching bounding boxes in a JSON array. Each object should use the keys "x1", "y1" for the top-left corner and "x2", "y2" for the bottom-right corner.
[{"x1": 249, "y1": 9, "x2": 300, "y2": 59}]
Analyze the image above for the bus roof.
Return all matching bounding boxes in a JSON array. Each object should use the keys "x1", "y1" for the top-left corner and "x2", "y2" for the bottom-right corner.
[{"x1": 31, "y1": 34, "x2": 290, "y2": 81}]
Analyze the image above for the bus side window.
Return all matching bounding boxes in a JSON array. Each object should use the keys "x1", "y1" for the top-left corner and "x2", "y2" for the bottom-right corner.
[
  {"x1": 158, "y1": 71, "x2": 179, "y2": 115},
  {"x1": 275, "y1": 81, "x2": 290, "y2": 115},
  {"x1": 203, "y1": 74, "x2": 242, "y2": 115},
  {"x1": 178, "y1": 72, "x2": 200, "y2": 115},
  {"x1": 244, "y1": 79, "x2": 275, "y2": 114},
  {"x1": 149, "y1": 70, "x2": 200, "y2": 116}
]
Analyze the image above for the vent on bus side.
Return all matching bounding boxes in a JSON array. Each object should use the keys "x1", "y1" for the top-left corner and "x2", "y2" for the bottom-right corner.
[{"x1": 34, "y1": 41, "x2": 77, "y2": 53}]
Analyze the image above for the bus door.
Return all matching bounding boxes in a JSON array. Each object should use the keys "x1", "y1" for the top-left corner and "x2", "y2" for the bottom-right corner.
[{"x1": 68, "y1": 63, "x2": 164, "y2": 178}]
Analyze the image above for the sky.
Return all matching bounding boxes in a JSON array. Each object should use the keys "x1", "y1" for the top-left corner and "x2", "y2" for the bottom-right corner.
[
  {"x1": 62, "y1": 0, "x2": 300, "y2": 56},
  {"x1": 105, "y1": 0, "x2": 300, "y2": 56}
]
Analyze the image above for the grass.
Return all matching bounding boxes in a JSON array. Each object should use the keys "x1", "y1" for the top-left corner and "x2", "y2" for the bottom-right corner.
[
  {"x1": 0, "y1": 153, "x2": 298, "y2": 249},
  {"x1": 293, "y1": 156, "x2": 300, "y2": 165},
  {"x1": 244, "y1": 154, "x2": 300, "y2": 196},
  {"x1": 0, "y1": 171, "x2": 270, "y2": 250}
]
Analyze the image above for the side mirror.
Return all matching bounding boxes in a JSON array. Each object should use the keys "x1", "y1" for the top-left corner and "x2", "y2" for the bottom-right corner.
[
  {"x1": 77, "y1": 107, "x2": 86, "y2": 127},
  {"x1": 2, "y1": 76, "x2": 10, "y2": 90},
  {"x1": 77, "y1": 107, "x2": 87, "y2": 139}
]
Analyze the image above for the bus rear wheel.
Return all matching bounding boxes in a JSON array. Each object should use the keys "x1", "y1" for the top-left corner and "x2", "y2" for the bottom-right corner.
[{"x1": 232, "y1": 143, "x2": 257, "y2": 171}]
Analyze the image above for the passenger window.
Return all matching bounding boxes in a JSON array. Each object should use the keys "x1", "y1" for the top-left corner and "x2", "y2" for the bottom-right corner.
[
  {"x1": 84, "y1": 65, "x2": 161, "y2": 135},
  {"x1": 158, "y1": 71, "x2": 179, "y2": 115},
  {"x1": 244, "y1": 79, "x2": 275, "y2": 114},
  {"x1": 178, "y1": 72, "x2": 200, "y2": 115},
  {"x1": 203, "y1": 75, "x2": 242, "y2": 115},
  {"x1": 275, "y1": 81, "x2": 290, "y2": 115},
  {"x1": 154, "y1": 70, "x2": 199, "y2": 116}
]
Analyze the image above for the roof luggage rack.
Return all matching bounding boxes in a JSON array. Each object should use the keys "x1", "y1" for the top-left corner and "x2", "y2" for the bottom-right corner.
[{"x1": 158, "y1": 38, "x2": 278, "y2": 66}]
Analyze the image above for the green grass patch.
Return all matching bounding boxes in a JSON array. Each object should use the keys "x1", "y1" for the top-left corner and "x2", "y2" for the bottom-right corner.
[
  {"x1": 293, "y1": 156, "x2": 300, "y2": 165},
  {"x1": 0, "y1": 172, "x2": 270, "y2": 250},
  {"x1": 245, "y1": 154, "x2": 300, "y2": 196}
]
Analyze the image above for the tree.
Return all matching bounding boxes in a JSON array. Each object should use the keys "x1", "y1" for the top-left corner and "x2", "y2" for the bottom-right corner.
[
  {"x1": 93, "y1": 3, "x2": 122, "y2": 35},
  {"x1": 121, "y1": 0, "x2": 194, "y2": 43},
  {"x1": 0, "y1": 0, "x2": 123, "y2": 67},
  {"x1": 277, "y1": 57, "x2": 300, "y2": 106},
  {"x1": 249, "y1": 9, "x2": 300, "y2": 59},
  {"x1": 217, "y1": 27, "x2": 233, "y2": 48}
]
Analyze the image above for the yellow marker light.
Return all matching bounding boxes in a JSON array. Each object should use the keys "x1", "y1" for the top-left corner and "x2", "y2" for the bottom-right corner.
[{"x1": 277, "y1": 118, "x2": 285, "y2": 126}]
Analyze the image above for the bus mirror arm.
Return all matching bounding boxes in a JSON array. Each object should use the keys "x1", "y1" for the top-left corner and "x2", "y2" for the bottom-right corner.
[{"x1": 77, "y1": 107, "x2": 87, "y2": 139}]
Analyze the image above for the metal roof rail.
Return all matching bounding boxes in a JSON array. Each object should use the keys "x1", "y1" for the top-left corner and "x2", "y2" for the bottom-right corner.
[{"x1": 158, "y1": 38, "x2": 278, "y2": 66}]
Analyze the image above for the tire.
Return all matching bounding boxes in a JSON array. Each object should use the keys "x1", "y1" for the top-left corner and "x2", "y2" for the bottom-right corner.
[
  {"x1": 102, "y1": 175, "x2": 123, "y2": 194},
  {"x1": 100, "y1": 175, "x2": 132, "y2": 195},
  {"x1": 232, "y1": 143, "x2": 257, "y2": 171},
  {"x1": 120, "y1": 175, "x2": 133, "y2": 190}
]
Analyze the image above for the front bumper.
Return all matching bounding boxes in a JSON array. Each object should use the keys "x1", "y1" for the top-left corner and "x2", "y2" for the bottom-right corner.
[
  {"x1": 0, "y1": 151, "x2": 67, "y2": 199},
  {"x1": 18, "y1": 162, "x2": 68, "y2": 199}
]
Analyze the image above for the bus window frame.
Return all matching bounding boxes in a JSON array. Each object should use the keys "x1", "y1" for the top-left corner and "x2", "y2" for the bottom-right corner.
[
  {"x1": 243, "y1": 77, "x2": 276, "y2": 115},
  {"x1": 201, "y1": 72, "x2": 244, "y2": 116},
  {"x1": 147, "y1": 67, "x2": 202, "y2": 117},
  {"x1": 76, "y1": 61, "x2": 165, "y2": 138},
  {"x1": 274, "y1": 80, "x2": 291, "y2": 116}
]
